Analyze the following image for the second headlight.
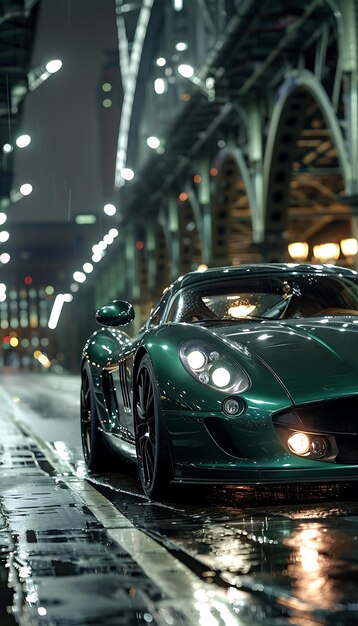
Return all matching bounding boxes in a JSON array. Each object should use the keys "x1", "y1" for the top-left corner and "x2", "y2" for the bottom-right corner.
[{"x1": 180, "y1": 340, "x2": 250, "y2": 393}]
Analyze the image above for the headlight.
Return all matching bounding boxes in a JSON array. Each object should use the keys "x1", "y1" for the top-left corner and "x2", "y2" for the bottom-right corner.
[
  {"x1": 180, "y1": 340, "x2": 250, "y2": 393},
  {"x1": 187, "y1": 349, "x2": 206, "y2": 370}
]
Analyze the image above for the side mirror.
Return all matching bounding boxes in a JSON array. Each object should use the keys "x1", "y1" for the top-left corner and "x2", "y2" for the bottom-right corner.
[{"x1": 95, "y1": 300, "x2": 135, "y2": 327}]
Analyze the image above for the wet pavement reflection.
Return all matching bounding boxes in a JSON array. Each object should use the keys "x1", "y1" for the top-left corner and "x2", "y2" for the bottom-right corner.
[
  {"x1": 2, "y1": 375, "x2": 358, "y2": 624},
  {"x1": 89, "y1": 474, "x2": 358, "y2": 625}
]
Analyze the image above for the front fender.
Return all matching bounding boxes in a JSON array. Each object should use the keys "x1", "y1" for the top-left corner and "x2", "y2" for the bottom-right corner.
[
  {"x1": 142, "y1": 323, "x2": 292, "y2": 415},
  {"x1": 82, "y1": 327, "x2": 133, "y2": 369}
]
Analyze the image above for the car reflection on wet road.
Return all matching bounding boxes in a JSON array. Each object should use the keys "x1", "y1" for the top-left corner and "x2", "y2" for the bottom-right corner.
[{"x1": 1, "y1": 373, "x2": 358, "y2": 625}]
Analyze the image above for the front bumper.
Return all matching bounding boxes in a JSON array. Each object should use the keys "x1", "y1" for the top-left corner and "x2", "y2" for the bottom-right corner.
[{"x1": 172, "y1": 462, "x2": 358, "y2": 484}]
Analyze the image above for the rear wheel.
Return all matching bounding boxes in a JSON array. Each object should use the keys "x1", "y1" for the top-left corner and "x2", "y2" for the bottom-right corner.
[
  {"x1": 80, "y1": 360, "x2": 116, "y2": 471},
  {"x1": 134, "y1": 354, "x2": 173, "y2": 499}
]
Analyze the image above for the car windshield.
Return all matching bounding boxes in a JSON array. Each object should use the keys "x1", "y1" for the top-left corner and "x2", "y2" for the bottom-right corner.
[{"x1": 167, "y1": 273, "x2": 358, "y2": 322}]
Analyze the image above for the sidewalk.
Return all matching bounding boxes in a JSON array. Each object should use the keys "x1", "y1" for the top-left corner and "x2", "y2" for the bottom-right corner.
[{"x1": 0, "y1": 389, "x2": 249, "y2": 626}]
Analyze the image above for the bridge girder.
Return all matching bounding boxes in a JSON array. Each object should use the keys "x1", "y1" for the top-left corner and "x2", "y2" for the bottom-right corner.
[{"x1": 96, "y1": 0, "x2": 358, "y2": 324}]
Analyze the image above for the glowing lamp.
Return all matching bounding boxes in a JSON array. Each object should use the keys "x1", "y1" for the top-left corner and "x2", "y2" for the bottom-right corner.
[
  {"x1": 46, "y1": 59, "x2": 62, "y2": 73},
  {"x1": 154, "y1": 78, "x2": 166, "y2": 95},
  {"x1": 313, "y1": 243, "x2": 340, "y2": 262},
  {"x1": 287, "y1": 432, "x2": 310, "y2": 456},
  {"x1": 187, "y1": 350, "x2": 206, "y2": 370},
  {"x1": 340, "y1": 238, "x2": 358, "y2": 257},
  {"x1": 146, "y1": 136, "x2": 160, "y2": 149},
  {"x1": 178, "y1": 64, "x2": 194, "y2": 78},
  {"x1": 121, "y1": 168, "x2": 134, "y2": 181},
  {"x1": 16, "y1": 134, "x2": 31, "y2": 148},
  {"x1": 211, "y1": 367, "x2": 231, "y2": 388},
  {"x1": 288, "y1": 242, "x2": 309, "y2": 261}
]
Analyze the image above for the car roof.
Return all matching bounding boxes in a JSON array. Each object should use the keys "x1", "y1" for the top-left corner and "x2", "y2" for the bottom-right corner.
[{"x1": 170, "y1": 263, "x2": 358, "y2": 294}]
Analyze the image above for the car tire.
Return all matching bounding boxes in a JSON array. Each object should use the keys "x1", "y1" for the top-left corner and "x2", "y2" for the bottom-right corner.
[
  {"x1": 80, "y1": 360, "x2": 116, "y2": 472},
  {"x1": 134, "y1": 354, "x2": 173, "y2": 499}
]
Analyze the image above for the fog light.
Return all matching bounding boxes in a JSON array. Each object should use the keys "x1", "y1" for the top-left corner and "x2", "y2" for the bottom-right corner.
[
  {"x1": 222, "y1": 397, "x2": 244, "y2": 416},
  {"x1": 311, "y1": 436, "x2": 329, "y2": 458},
  {"x1": 287, "y1": 432, "x2": 310, "y2": 456}
]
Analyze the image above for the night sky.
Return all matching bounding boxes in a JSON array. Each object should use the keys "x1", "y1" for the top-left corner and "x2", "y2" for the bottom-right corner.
[{"x1": 13, "y1": 0, "x2": 118, "y2": 225}]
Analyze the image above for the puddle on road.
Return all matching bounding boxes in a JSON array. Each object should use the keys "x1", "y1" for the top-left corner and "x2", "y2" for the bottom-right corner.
[
  {"x1": 0, "y1": 534, "x2": 16, "y2": 626},
  {"x1": 0, "y1": 562, "x2": 15, "y2": 626},
  {"x1": 88, "y1": 475, "x2": 358, "y2": 625},
  {"x1": 4, "y1": 426, "x2": 358, "y2": 626}
]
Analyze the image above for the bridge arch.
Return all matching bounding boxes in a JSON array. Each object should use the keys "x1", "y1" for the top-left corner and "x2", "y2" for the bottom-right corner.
[
  {"x1": 263, "y1": 69, "x2": 350, "y2": 261},
  {"x1": 211, "y1": 148, "x2": 261, "y2": 266}
]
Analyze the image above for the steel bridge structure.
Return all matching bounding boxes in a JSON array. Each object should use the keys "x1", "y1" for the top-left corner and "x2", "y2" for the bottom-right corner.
[
  {"x1": 1, "y1": 0, "x2": 358, "y2": 358},
  {"x1": 91, "y1": 0, "x2": 358, "y2": 325}
]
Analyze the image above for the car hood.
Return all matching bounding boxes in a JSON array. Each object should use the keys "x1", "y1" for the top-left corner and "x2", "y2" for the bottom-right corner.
[{"x1": 212, "y1": 317, "x2": 358, "y2": 405}]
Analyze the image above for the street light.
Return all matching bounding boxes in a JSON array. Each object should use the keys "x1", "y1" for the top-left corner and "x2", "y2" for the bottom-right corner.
[
  {"x1": 16, "y1": 134, "x2": 31, "y2": 148},
  {"x1": 313, "y1": 243, "x2": 340, "y2": 263},
  {"x1": 20, "y1": 183, "x2": 33, "y2": 196},
  {"x1": 146, "y1": 136, "x2": 160, "y2": 149},
  {"x1": 28, "y1": 59, "x2": 63, "y2": 91},
  {"x1": 178, "y1": 64, "x2": 194, "y2": 78},
  {"x1": 46, "y1": 59, "x2": 62, "y2": 74},
  {"x1": 104, "y1": 203, "x2": 116, "y2": 216},
  {"x1": 121, "y1": 167, "x2": 134, "y2": 181},
  {"x1": 288, "y1": 242, "x2": 309, "y2": 261},
  {"x1": 340, "y1": 238, "x2": 358, "y2": 257}
]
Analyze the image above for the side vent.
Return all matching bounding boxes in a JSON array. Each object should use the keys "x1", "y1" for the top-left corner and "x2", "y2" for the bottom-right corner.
[{"x1": 119, "y1": 361, "x2": 131, "y2": 411}]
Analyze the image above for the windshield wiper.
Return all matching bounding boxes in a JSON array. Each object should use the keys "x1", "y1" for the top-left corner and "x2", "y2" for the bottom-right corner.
[{"x1": 195, "y1": 316, "x2": 265, "y2": 324}]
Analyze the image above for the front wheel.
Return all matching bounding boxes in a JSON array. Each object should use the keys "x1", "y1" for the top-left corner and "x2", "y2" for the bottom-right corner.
[
  {"x1": 134, "y1": 355, "x2": 173, "y2": 499},
  {"x1": 80, "y1": 360, "x2": 116, "y2": 472}
]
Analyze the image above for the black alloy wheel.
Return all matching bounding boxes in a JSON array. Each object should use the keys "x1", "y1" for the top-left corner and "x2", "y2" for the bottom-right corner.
[
  {"x1": 134, "y1": 354, "x2": 173, "y2": 499},
  {"x1": 80, "y1": 360, "x2": 115, "y2": 471}
]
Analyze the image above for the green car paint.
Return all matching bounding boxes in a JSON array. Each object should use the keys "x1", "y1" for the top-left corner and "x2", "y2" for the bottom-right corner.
[{"x1": 81, "y1": 263, "x2": 358, "y2": 493}]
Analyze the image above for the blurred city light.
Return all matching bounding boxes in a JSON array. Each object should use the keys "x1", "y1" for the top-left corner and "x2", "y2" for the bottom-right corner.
[
  {"x1": 3, "y1": 143, "x2": 13, "y2": 153},
  {"x1": 75, "y1": 214, "x2": 96, "y2": 224},
  {"x1": 83, "y1": 263, "x2": 93, "y2": 273},
  {"x1": 288, "y1": 242, "x2": 309, "y2": 260},
  {"x1": 0, "y1": 213, "x2": 7, "y2": 225},
  {"x1": 73, "y1": 271, "x2": 86, "y2": 283},
  {"x1": 16, "y1": 134, "x2": 31, "y2": 148},
  {"x1": 48, "y1": 293, "x2": 73, "y2": 330},
  {"x1": 178, "y1": 64, "x2": 194, "y2": 78},
  {"x1": 156, "y1": 57, "x2": 166, "y2": 66},
  {"x1": 0, "y1": 253, "x2": 10, "y2": 264},
  {"x1": 0, "y1": 231, "x2": 9, "y2": 243},
  {"x1": 20, "y1": 183, "x2": 33, "y2": 196},
  {"x1": 313, "y1": 242, "x2": 340, "y2": 262},
  {"x1": 175, "y1": 42, "x2": 187, "y2": 51},
  {"x1": 46, "y1": 59, "x2": 63, "y2": 73},
  {"x1": 121, "y1": 167, "x2": 134, "y2": 181},
  {"x1": 146, "y1": 136, "x2": 160, "y2": 149},
  {"x1": 104, "y1": 203, "x2": 116, "y2": 216},
  {"x1": 340, "y1": 237, "x2": 358, "y2": 256},
  {"x1": 154, "y1": 78, "x2": 166, "y2": 94}
]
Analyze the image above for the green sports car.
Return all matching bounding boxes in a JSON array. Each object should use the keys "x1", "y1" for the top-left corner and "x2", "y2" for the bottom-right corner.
[{"x1": 81, "y1": 263, "x2": 358, "y2": 498}]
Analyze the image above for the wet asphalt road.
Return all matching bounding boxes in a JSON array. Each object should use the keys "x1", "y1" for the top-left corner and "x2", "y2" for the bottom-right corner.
[{"x1": 1, "y1": 373, "x2": 358, "y2": 624}]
